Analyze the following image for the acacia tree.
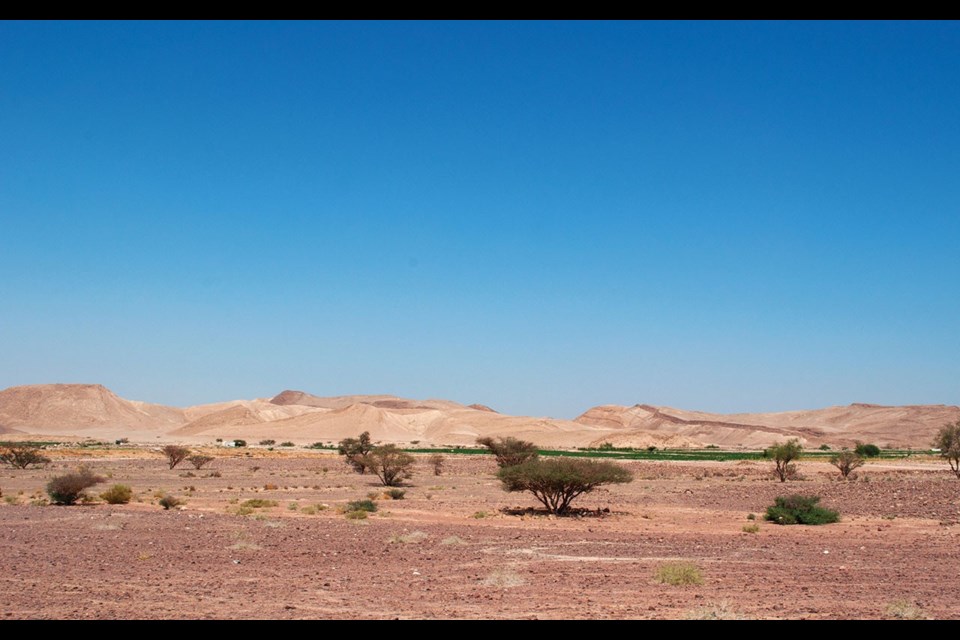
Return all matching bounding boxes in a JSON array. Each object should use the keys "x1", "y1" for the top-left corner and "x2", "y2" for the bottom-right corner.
[
  {"x1": 0, "y1": 444, "x2": 51, "y2": 469},
  {"x1": 497, "y1": 458, "x2": 633, "y2": 516},
  {"x1": 766, "y1": 439, "x2": 802, "y2": 482},
  {"x1": 476, "y1": 436, "x2": 539, "y2": 468},
  {"x1": 933, "y1": 419, "x2": 960, "y2": 479},
  {"x1": 338, "y1": 431, "x2": 374, "y2": 474},
  {"x1": 161, "y1": 445, "x2": 191, "y2": 470},
  {"x1": 829, "y1": 451, "x2": 864, "y2": 480},
  {"x1": 357, "y1": 444, "x2": 415, "y2": 487}
]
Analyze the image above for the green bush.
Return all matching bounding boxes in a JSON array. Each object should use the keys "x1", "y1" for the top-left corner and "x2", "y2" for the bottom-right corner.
[
  {"x1": 345, "y1": 510, "x2": 368, "y2": 520},
  {"x1": 346, "y1": 499, "x2": 377, "y2": 513},
  {"x1": 100, "y1": 484, "x2": 133, "y2": 505},
  {"x1": 854, "y1": 442, "x2": 881, "y2": 458},
  {"x1": 46, "y1": 468, "x2": 105, "y2": 505},
  {"x1": 241, "y1": 498, "x2": 278, "y2": 509},
  {"x1": 279, "y1": 441, "x2": 295, "y2": 447},
  {"x1": 386, "y1": 488, "x2": 405, "y2": 500},
  {"x1": 259, "y1": 439, "x2": 276, "y2": 446},
  {"x1": 655, "y1": 561, "x2": 703, "y2": 586},
  {"x1": 764, "y1": 494, "x2": 839, "y2": 525}
]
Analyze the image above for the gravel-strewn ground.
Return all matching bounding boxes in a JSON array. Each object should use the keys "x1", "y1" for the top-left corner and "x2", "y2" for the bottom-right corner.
[{"x1": 1, "y1": 450, "x2": 958, "y2": 619}]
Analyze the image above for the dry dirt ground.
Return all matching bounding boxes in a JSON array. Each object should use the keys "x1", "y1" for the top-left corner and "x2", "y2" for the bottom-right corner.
[{"x1": 1, "y1": 448, "x2": 959, "y2": 619}]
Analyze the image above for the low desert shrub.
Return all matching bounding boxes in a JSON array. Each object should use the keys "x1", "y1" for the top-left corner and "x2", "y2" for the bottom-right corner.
[
  {"x1": 46, "y1": 468, "x2": 105, "y2": 505},
  {"x1": 345, "y1": 510, "x2": 368, "y2": 520},
  {"x1": 854, "y1": 442, "x2": 881, "y2": 458},
  {"x1": 259, "y1": 439, "x2": 276, "y2": 446},
  {"x1": 241, "y1": 498, "x2": 278, "y2": 509},
  {"x1": 886, "y1": 600, "x2": 927, "y2": 620},
  {"x1": 158, "y1": 494, "x2": 183, "y2": 510},
  {"x1": 386, "y1": 488, "x2": 405, "y2": 500},
  {"x1": 742, "y1": 523, "x2": 760, "y2": 533},
  {"x1": 100, "y1": 484, "x2": 133, "y2": 505},
  {"x1": 764, "y1": 494, "x2": 839, "y2": 525},
  {"x1": 429, "y1": 453, "x2": 445, "y2": 476},
  {"x1": 279, "y1": 441, "x2": 295, "y2": 447},
  {"x1": 346, "y1": 499, "x2": 377, "y2": 513},
  {"x1": 685, "y1": 601, "x2": 742, "y2": 620},
  {"x1": 655, "y1": 561, "x2": 703, "y2": 586}
]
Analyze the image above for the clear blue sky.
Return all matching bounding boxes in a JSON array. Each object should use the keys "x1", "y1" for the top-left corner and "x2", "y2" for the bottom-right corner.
[{"x1": 2, "y1": 21, "x2": 958, "y2": 417}]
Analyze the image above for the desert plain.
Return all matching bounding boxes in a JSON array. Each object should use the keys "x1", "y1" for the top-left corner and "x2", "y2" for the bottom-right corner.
[{"x1": 1, "y1": 384, "x2": 959, "y2": 619}]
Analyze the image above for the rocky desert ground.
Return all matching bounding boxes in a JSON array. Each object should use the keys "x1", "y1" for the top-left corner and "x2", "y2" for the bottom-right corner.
[{"x1": 2, "y1": 445, "x2": 959, "y2": 620}]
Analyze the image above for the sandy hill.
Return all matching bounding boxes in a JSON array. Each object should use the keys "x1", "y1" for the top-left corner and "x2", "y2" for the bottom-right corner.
[
  {"x1": 1, "y1": 384, "x2": 955, "y2": 449},
  {"x1": 574, "y1": 402, "x2": 960, "y2": 449},
  {"x1": 0, "y1": 384, "x2": 184, "y2": 435}
]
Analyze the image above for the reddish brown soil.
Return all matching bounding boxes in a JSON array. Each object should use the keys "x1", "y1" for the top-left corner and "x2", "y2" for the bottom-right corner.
[{"x1": 1, "y1": 451, "x2": 959, "y2": 619}]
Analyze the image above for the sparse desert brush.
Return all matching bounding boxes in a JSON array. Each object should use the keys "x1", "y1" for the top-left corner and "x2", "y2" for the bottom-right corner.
[
  {"x1": 472, "y1": 511, "x2": 487, "y2": 519},
  {"x1": 100, "y1": 484, "x2": 133, "y2": 505},
  {"x1": 685, "y1": 601, "x2": 742, "y2": 620},
  {"x1": 259, "y1": 440, "x2": 276, "y2": 446},
  {"x1": 429, "y1": 453, "x2": 445, "y2": 476},
  {"x1": 279, "y1": 441, "x2": 295, "y2": 447},
  {"x1": 46, "y1": 467, "x2": 105, "y2": 505},
  {"x1": 742, "y1": 523, "x2": 760, "y2": 533},
  {"x1": 388, "y1": 531, "x2": 428, "y2": 544},
  {"x1": 346, "y1": 499, "x2": 377, "y2": 513},
  {"x1": 158, "y1": 494, "x2": 183, "y2": 510},
  {"x1": 300, "y1": 504, "x2": 328, "y2": 515},
  {"x1": 263, "y1": 483, "x2": 278, "y2": 491},
  {"x1": 386, "y1": 489, "x2": 406, "y2": 500},
  {"x1": 345, "y1": 509, "x2": 368, "y2": 520},
  {"x1": 241, "y1": 498, "x2": 278, "y2": 509},
  {"x1": 886, "y1": 600, "x2": 928, "y2": 620},
  {"x1": 655, "y1": 561, "x2": 703, "y2": 586},
  {"x1": 765, "y1": 494, "x2": 839, "y2": 525}
]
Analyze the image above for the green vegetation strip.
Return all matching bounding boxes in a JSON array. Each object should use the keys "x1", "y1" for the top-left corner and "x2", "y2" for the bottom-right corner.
[{"x1": 402, "y1": 447, "x2": 922, "y2": 462}]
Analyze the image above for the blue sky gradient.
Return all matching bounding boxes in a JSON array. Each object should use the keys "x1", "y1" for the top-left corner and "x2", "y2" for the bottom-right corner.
[{"x1": 2, "y1": 21, "x2": 958, "y2": 416}]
